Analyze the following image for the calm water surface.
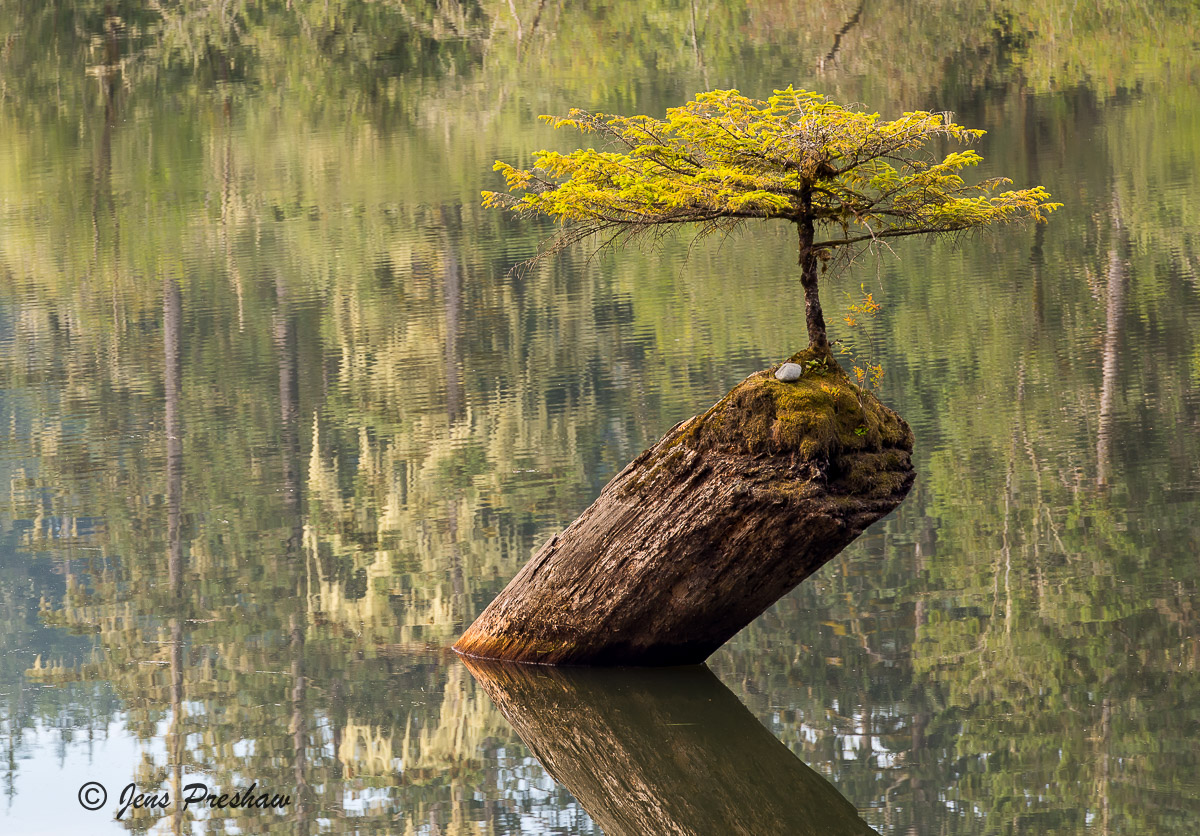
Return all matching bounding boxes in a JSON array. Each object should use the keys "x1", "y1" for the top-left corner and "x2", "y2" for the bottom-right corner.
[{"x1": 1, "y1": 2, "x2": 1198, "y2": 834}]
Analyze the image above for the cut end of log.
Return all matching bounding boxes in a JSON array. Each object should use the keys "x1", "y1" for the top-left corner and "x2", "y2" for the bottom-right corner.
[{"x1": 454, "y1": 355, "x2": 915, "y2": 666}]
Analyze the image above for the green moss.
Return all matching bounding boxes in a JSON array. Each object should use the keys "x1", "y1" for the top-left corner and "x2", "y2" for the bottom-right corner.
[
  {"x1": 840, "y1": 451, "x2": 912, "y2": 496},
  {"x1": 764, "y1": 480, "x2": 825, "y2": 502},
  {"x1": 616, "y1": 349, "x2": 914, "y2": 504},
  {"x1": 677, "y1": 348, "x2": 913, "y2": 464}
]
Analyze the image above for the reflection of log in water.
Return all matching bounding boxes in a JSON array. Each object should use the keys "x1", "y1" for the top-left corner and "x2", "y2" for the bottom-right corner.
[{"x1": 463, "y1": 659, "x2": 880, "y2": 836}]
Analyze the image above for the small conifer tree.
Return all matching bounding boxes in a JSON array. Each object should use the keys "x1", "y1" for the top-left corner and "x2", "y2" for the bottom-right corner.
[{"x1": 484, "y1": 87, "x2": 1059, "y2": 355}]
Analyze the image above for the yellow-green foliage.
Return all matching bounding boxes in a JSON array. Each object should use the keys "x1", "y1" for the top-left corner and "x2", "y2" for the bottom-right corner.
[
  {"x1": 680, "y1": 349, "x2": 912, "y2": 465},
  {"x1": 483, "y1": 87, "x2": 1060, "y2": 251}
]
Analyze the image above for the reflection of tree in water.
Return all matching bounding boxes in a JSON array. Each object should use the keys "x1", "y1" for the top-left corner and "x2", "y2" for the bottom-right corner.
[
  {"x1": 20, "y1": 250, "x2": 551, "y2": 831},
  {"x1": 1095, "y1": 196, "x2": 1126, "y2": 490},
  {"x1": 8, "y1": 0, "x2": 1199, "y2": 132},
  {"x1": 4, "y1": 69, "x2": 624, "y2": 828}
]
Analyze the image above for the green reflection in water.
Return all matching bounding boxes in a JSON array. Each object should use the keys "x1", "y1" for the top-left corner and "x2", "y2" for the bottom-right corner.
[{"x1": 1, "y1": 1, "x2": 1198, "y2": 834}]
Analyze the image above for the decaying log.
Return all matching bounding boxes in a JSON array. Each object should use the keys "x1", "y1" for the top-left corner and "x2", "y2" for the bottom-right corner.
[
  {"x1": 455, "y1": 351, "x2": 914, "y2": 665},
  {"x1": 462, "y1": 657, "x2": 881, "y2": 836}
]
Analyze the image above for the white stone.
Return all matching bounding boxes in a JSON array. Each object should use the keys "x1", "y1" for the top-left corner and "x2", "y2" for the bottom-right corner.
[{"x1": 775, "y1": 362, "x2": 803, "y2": 382}]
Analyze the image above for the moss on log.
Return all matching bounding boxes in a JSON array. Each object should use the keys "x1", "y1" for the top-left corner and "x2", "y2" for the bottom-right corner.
[{"x1": 455, "y1": 351, "x2": 914, "y2": 665}]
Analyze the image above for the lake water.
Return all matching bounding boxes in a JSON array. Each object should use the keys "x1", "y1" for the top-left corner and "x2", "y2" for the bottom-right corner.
[{"x1": 1, "y1": 2, "x2": 1198, "y2": 834}]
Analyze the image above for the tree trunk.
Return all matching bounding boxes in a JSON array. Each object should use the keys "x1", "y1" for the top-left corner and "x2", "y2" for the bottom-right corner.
[
  {"x1": 463, "y1": 658, "x2": 881, "y2": 836},
  {"x1": 798, "y1": 216, "x2": 829, "y2": 352},
  {"x1": 454, "y1": 361, "x2": 913, "y2": 666}
]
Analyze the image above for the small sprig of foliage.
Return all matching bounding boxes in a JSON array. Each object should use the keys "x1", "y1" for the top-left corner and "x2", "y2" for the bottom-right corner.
[
  {"x1": 839, "y1": 285, "x2": 886, "y2": 389},
  {"x1": 483, "y1": 87, "x2": 1060, "y2": 259}
]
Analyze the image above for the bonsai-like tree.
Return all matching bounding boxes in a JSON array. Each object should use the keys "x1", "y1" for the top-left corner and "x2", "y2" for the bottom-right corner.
[{"x1": 484, "y1": 87, "x2": 1060, "y2": 355}]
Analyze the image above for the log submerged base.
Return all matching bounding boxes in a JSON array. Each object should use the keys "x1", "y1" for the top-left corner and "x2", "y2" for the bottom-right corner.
[{"x1": 455, "y1": 350, "x2": 914, "y2": 666}]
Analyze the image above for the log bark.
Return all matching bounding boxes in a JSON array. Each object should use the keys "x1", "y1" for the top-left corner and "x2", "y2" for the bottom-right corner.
[
  {"x1": 462, "y1": 657, "x2": 880, "y2": 836},
  {"x1": 455, "y1": 352, "x2": 914, "y2": 665}
]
